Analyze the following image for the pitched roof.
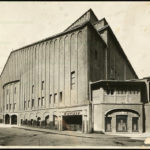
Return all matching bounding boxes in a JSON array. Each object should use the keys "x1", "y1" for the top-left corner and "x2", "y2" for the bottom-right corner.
[
  {"x1": 64, "y1": 8, "x2": 98, "y2": 32},
  {"x1": 98, "y1": 25, "x2": 138, "y2": 79}
]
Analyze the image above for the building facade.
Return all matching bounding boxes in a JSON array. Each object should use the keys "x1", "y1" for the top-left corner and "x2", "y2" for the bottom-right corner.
[
  {"x1": 91, "y1": 80, "x2": 149, "y2": 133},
  {"x1": 0, "y1": 9, "x2": 141, "y2": 133}
]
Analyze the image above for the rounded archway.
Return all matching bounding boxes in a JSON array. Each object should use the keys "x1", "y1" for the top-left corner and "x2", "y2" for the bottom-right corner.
[
  {"x1": 37, "y1": 117, "x2": 41, "y2": 126},
  {"x1": 105, "y1": 109, "x2": 140, "y2": 133},
  {"x1": 45, "y1": 115, "x2": 49, "y2": 127},
  {"x1": 5, "y1": 114, "x2": 10, "y2": 124},
  {"x1": 29, "y1": 113, "x2": 36, "y2": 126},
  {"x1": 105, "y1": 109, "x2": 140, "y2": 117},
  {"x1": 11, "y1": 115, "x2": 17, "y2": 125}
]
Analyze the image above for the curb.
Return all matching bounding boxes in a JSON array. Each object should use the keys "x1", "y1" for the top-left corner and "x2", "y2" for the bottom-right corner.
[{"x1": 13, "y1": 126, "x2": 101, "y2": 139}]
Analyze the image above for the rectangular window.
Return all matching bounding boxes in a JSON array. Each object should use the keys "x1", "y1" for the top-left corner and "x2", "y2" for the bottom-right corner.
[
  {"x1": 24, "y1": 101, "x2": 26, "y2": 110},
  {"x1": 49, "y1": 94, "x2": 52, "y2": 104},
  {"x1": 14, "y1": 87, "x2": 16, "y2": 94},
  {"x1": 105, "y1": 117, "x2": 112, "y2": 132},
  {"x1": 116, "y1": 115, "x2": 128, "y2": 132},
  {"x1": 28, "y1": 100, "x2": 30, "y2": 108},
  {"x1": 59, "y1": 92, "x2": 62, "y2": 102},
  {"x1": 132, "y1": 117, "x2": 138, "y2": 132},
  {"x1": 13, "y1": 103, "x2": 16, "y2": 109},
  {"x1": 41, "y1": 97, "x2": 44, "y2": 106},
  {"x1": 32, "y1": 99, "x2": 34, "y2": 108},
  {"x1": 32, "y1": 85, "x2": 34, "y2": 94},
  {"x1": 7, "y1": 89, "x2": 8, "y2": 95},
  {"x1": 38, "y1": 98, "x2": 40, "y2": 107},
  {"x1": 41, "y1": 81, "x2": 44, "y2": 90},
  {"x1": 54, "y1": 93, "x2": 57, "y2": 104},
  {"x1": 6, "y1": 104, "x2": 8, "y2": 110},
  {"x1": 71, "y1": 71, "x2": 75, "y2": 89},
  {"x1": 9, "y1": 104, "x2": 11, "y2": 110}
]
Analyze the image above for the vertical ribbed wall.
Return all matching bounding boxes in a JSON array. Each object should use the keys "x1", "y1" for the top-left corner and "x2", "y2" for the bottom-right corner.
[{"x1": 0, "y1": 26, "x2": 89, "y2": 114}]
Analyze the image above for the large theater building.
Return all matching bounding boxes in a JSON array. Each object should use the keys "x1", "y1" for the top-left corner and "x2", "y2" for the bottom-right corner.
[{"x1": 0, "y1": 9, "x2": 142, "y2": 133}]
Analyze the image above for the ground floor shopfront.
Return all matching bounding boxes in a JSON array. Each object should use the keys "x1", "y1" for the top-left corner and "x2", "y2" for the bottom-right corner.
[
  {"x1": 1, "y1": 103, "x2": 150, "y2": 134},
  {"x1": 1, "y1": 105, "x2": 91, "y2": 133}
]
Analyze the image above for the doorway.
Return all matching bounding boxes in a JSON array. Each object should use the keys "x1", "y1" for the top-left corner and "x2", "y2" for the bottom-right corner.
[
  {"x1": 116, "y1": 115, "x2": 127, "y2": 132},
  {"x1": 63, "y1": 115, "x2": 82, "y2": 131},
  {"x1": 11, "y1": 115, "x2": 17, "y2": 125}
]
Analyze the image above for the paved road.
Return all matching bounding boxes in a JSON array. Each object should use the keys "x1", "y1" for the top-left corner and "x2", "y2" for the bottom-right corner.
[{"x1": 0, "y1": 127, "x2": 147, "y2": 147}]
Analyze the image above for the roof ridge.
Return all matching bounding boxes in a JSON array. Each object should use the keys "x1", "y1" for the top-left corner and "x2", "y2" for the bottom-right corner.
[{"x1": 64, "y1": 8, "x2": 98, "y2": 32}]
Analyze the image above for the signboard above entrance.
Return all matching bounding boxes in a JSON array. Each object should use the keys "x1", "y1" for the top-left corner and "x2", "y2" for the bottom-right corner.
[{"x1": 64, "y1": 111, "x2": 81, "y2": 116}]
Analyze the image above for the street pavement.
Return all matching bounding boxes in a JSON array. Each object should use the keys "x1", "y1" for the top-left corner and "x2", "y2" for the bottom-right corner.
[{"x1": 0, "y1": 124, "x2": 149, "y2": 148}]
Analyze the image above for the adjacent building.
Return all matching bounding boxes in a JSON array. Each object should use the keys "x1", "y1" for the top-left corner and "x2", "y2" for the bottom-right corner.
[{"x1": 0, "y1": 9, "x2": 149, "y2": 134}]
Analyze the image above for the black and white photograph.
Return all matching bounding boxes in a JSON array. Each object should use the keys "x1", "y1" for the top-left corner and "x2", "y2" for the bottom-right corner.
[{"x1": 0, "y1": 1, "x2": 150, "y2": 149}]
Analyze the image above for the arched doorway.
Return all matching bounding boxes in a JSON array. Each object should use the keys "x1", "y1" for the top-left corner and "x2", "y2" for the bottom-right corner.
[
  {"x1": 45, "y1": 115, "x2": 49, "y2": 127},
  {"x1": 37, "y1": 117, "x2": 41, "y2": 126},
  {"x1": 11, "y1": 115, "x2": 17, "y2": 125},
  {"x1": 5, "y1": 114, "x2": 10, "y2": 124}
]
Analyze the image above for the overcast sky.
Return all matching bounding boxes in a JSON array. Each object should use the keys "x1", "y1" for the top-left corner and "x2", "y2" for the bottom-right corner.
[{"x1": 0, "y1": 2, "x2": 150, "y2": 79}]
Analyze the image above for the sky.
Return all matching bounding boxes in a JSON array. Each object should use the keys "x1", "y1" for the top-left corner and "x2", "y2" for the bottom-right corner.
[{"x1": 0, "y1": 2, "x2": 150, "y2": 79}]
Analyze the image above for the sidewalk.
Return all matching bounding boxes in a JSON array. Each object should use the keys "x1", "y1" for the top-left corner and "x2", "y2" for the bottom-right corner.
[
  {"x1": 1, "y1": 124, "x2": 149, "y2": 141},
  {"x1": 0, "y1": 123, "x2": 18, "y2": 128},
  {"x1": 15, "y1": 125, "x2": 108, "y2": 139},
  {"x1": 13, "y1": 125, "x2": 148, "y2": 140},
  {"x1": 105, "y1": 132, "x2": 150, "y2": 141}
]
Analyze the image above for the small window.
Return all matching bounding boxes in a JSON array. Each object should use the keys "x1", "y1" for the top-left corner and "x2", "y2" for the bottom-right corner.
[
  {"x1": 32, "y1": 99, "x2": 34, "y2": 108},
  {"x1": 24, "y1": 101, "x2": 26, "y2": 110},
  {"x1": 6, "y1": 104, "x2": 8, "y2": 110},
  {"x1": 71, "y1": 71, "x2": 75, "y2": 89},
  {"x1": 32, "y1": 85, "x2": 34, "y2": 94},
  {"x1": 110, "y1": 89, "x2": 114, "y2": 95},
  {"x1": 41, "y1": 81, "x2": 44, "y2": 90},
  {"x1": 49, "y1": 94, "x2": 52, "y2": 104},
  {"x1": 13, "y1": 103, "x2": 16, "y2": 109},
  {"x1": 38, "y1": 98, "x2": 40, "y2": 107},
  {"x1": 14, "y1": 87, "x2": 16, "y2": 94},
  {"x1": 9, "y1": 104, "x2": 11, "y2": 110},
  {"x1": 54, "y1": 93, "x2": 57, "y2": 104},
  {"x1": 41, "y1": 97, "x2": 44, "y2": 106},
  {"x1": 59, "y1": 92, "x2": 62, "y2": 102},
  {"x1": 28, "y1": 100, "x2": 30, "y2": 108}
]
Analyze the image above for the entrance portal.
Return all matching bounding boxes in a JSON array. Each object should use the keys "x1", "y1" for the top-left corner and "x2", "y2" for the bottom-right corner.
[
  {"x1": 116, "y1": 115, "x2": 127, "y2": 132},
  {"x1": 63, "y1": 115, "x2": 82, "y2": 131},
  {"x1": 11, "y1": 115, "x2": 17, "y2": 125}
]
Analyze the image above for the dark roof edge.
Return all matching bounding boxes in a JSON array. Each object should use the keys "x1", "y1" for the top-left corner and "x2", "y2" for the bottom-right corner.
[
  {"x1": 98, "y1": 25, "x2": 138, "y2": 79},
  {"x1": 64, "y1": 8, "x2": 98, "y2": 32},
  {"x1": 90, "y1": 79, "x2": 145, "y2": 85}
]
